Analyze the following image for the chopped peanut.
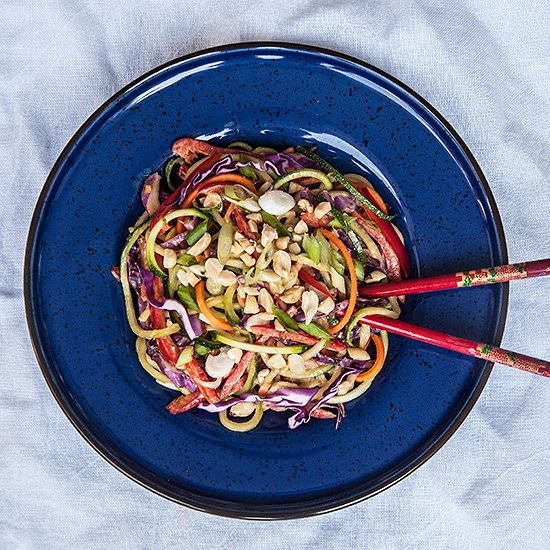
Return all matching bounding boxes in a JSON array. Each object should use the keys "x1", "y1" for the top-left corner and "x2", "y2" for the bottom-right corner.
[
  {"x1": 275, "y1": 236, "x2": 290, "y2": 250},
  {"x1": 314, "y1": 201, "x2": 332, "y2": 219},
  {"x1": 245, "y1": 312, "x2": 275, "y2": 330},
  {"x1": 260, "y1": 269, "x2": 281, "y2": 283},
  {"x1": 217, "y1": 270, "x2": 238, "y2": 287},
  {"x1": 202, "y1": 193, "x2": 222, "y2": 209},
  {"x1": 297, "y1": 199, "x2": 313, "y2": 212},
  {"x1": 244, "y1": 294, "x2": 260, "y2": 314},
  {"x1": 280, "y1": 286, "x2": 304, "y2": 304},
  {"x1": 231, "y1": 241, "x2": 244, "y2": 256},
  {"x1": 163, "y1": 249, "x2": 178, "y2": 269},
  {"x1": 266, "y1": 354, "x2": 286, "y2": 370},
  {"x1": 261, "y1": 224, "x2": 278, "y2": 248},
  {"x1": 229, "y1": 402, "x2": 256, "y2": 417},
  {"x1": 257, "y1": 368, "x2": 270, "y2": 384},
  {"x1": 241, "y1": 253, "x2": 256, "y2": 267},
  {"x1": 288, "y1": 242, "x2": 301, "y2": 254},
  {"x1": 287, "y1": 354, "x2": 305, "y2": 375},
  {"x1": 293, "y1": 219, "x2": 308, "y2": 234},
  {"x1": 301, "y1": 290, "x2": 319, "y2": 324},
  {"x1": 227, "y1": 348, "x2": 244, "y2": 363},
  {"x1": 348, "y1": 347, "x2": 371, "y2": 361},
  {"x1": 258, "y1": 288, "x2": 274, "y2": 313},
  {"x1": 243, "y1": 286, "x2": 260, "y2": 296},
  {"x1": 186, "y1": 232, "x2": 211, "y2": 256},
  {"x1": 318, "y1": 296, "x2": 335, "y2": 314},
  {"x1": 205, "y1": 258, "x2": 223, "y2": 279},
  {"x1": 246, "y1": 213, "x2": 263, "y2": 223},
  {"x1": 273, "y1": 250, "x2": 291, "y2": 278},
  {"x1": 288, "y1": 182, "x2": 304, "y2": 194}
]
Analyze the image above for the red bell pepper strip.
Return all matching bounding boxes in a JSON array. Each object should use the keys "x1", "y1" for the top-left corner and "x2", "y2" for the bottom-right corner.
[
  {"x1": 219, "y1": 336, "x2": 269, "y2": 398},
  {"x1": 166, "y1": 390, "x2": 205, "y2": 414},
  {"x1": 184, "y1": 358, "x2": 220, "y2": 404},
  {"x1": 271, "y1": 293, "x2": 289, "y2": 311},
  {"x1": 110, "y1": 266, "x2": 121, "y2": 282},
  {"x1": 298, "y1": 268, "x2": 332, "y2": 298},
  {"x1": 150, "y1": 152, "x2": 221, "y2": 228},
  {"x1": 351, "y1": 211, "x2": 402, "y2": 281},
  {"x1": 248, "y1": 325, "x2": 346, "y2": 352},
  {"x1": 310, "y1": 408, "x2": 337, "y2": 419},
  {"x1": 149, "y1": 276, "x2": 181, "y2": 364},
  {"x1": 232, "y1": 207, "x2": 256, "y2": 240},
  {"x1": 178, "y1": 163, "x2": 189, "y2": 179},
  {"x1": 353, "y1": 185, "x2": 410, "y2": 278},
  {"x1": 220, "y1": 351, "x2": 255, "y2": 399}
]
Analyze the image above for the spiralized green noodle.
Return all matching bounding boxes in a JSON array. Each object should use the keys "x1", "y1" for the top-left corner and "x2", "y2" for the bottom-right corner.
[{"x1": 218, "y1": 404, "x2": 264, "y2": 432}]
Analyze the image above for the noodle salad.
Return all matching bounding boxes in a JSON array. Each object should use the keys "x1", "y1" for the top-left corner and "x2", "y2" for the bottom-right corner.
[{"x1": 114, "y1": 138, "x2": 410, "y2": 431}]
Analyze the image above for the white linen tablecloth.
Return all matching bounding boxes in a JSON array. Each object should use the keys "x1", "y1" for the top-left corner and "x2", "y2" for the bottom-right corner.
[{"x1": 1, "y1": 1, "x2": 549, "y2": 548}]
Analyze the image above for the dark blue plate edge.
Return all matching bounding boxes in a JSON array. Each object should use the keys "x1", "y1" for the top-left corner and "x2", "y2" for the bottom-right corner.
[{"x1": 23, "y1": 41, "x2": 508, "y2": 520}]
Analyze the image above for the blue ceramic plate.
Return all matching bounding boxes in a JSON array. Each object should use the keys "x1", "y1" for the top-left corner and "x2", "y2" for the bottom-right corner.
[{"x1": 25, "y1": 43, "x2": 507, "y2": 518}]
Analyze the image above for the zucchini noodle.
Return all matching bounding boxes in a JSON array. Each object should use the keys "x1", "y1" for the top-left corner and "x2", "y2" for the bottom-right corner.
[{"x1": 218, "y1": 404, "x2": 264, "y2": 432}]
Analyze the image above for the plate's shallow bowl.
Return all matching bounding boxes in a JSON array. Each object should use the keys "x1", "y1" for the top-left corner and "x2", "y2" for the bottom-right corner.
[{"x1": 25, "y1": 43, "x2": 507, "y2": 518}]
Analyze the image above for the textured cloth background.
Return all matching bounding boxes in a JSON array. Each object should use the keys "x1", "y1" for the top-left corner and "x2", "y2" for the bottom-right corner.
[{"x1": 1, "y1": 1, "x2": 549, "y2": 548}]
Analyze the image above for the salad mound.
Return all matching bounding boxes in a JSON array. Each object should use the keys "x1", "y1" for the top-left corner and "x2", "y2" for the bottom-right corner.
[{"x1": 115, "y1": 138, "x2": 409, "y2": 431}]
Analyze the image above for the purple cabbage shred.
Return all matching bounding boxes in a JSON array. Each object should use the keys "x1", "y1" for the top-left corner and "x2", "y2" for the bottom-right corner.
[
  {"x1": 145, "y1": 340, "x2": 197, "y2": 391},
  {"x1": 139, "y1": 268, "x2": 202, "y2": 340}
]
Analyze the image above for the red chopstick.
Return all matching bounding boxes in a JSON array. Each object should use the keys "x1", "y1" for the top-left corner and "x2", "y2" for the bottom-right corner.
[
  {"x1": 361, "y1": 315, "x2": 550, "y2": 377},
  {"x1": 359, "y1": 259, "x2": 550, "y2": 298}
]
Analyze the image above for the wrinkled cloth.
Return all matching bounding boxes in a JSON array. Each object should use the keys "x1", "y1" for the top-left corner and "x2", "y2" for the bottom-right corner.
[{"x1": 1, "y1": 1, "x2": 549, "y2": 549}]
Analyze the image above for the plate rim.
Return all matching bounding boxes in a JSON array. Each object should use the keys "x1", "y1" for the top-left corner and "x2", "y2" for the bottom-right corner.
[{"x1": 24, "y1": 41, "x2": 509, "y2": 520}]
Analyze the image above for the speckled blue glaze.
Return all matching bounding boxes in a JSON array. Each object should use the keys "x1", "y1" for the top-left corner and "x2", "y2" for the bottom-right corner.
[{"x1": 25, "y1": 44, "x2": 507, "y2": 518}]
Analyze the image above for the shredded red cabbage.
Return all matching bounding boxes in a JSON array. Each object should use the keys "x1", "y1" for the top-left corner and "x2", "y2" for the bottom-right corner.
[
  {"x1": 198, "y1": 386, "x2": 318, "y2": 414},
  {"x1": 297, "y1": 189, "x2": 317, "y2": 203},
  {"x1": 160, "y1": 232, "x2": 190, "y2": 249},
  {"x1": 333, "y1": 300, "x2": 349, "y2": 316},
  {"x1": 287, "y1": 365, "x2": 367, "y2": 429},
  {"x1": 175, "y1": 147, "x2": 318, "y2": 206},
  {"x1": 141, "y1": 173, "x2": 161, "y2": 215},
  {"x1": 320, "y1": 190, "x2": 357, "y2": 214},
  {"x1": 337, "y1": 229, "x2": 361, "y2": 260},
  {"x1": 146, "y1": 339, "x2": 197, "y2": 391},
  {"x1": 198, "y1": 367, "x2": 365, "y2": 430},
  {"x1": 140, "y1": 268, "x2": 202, "y2": 340}
]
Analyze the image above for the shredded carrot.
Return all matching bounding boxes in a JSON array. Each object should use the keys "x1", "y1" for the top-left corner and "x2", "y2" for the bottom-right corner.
[
  {"x1": 224, "y1": 202, "x2": 236, "y2": 222},
  {"x1": 182, "y1": 173, "x2": 258, "y2": 208},
  {"x1": 352, "y1": 183, "x2": 388, "y2": 215},
  {"x1": 158, "y1": 222, "x2": 172, "y2": 236},
  {"x1": 319, "y1": 229, "x2": 357, "y2": 334},
  {"x1": 176, "y1": 218, "x2": 185, "y2": 234},
  {"x1": 195, "y1": 280, "x2": 234, "y2": 331},
  {"x1": 356, "y1": 334, "x2": 385, "y2": 382},
  {"x1": 364, "y1": 186, "x2": 388, "y2": 214},
  {"x1": 182, "y1": 183, "x2": 209, "y2": 208},
  {"x1": 201, "y1": 173, "x2": 258, "y2": 193}
]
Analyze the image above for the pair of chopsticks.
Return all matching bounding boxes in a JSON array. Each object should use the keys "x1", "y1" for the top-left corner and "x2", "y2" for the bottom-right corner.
[{"x1": 358, "y1": 260, "x2": 550, "y2": 377}]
